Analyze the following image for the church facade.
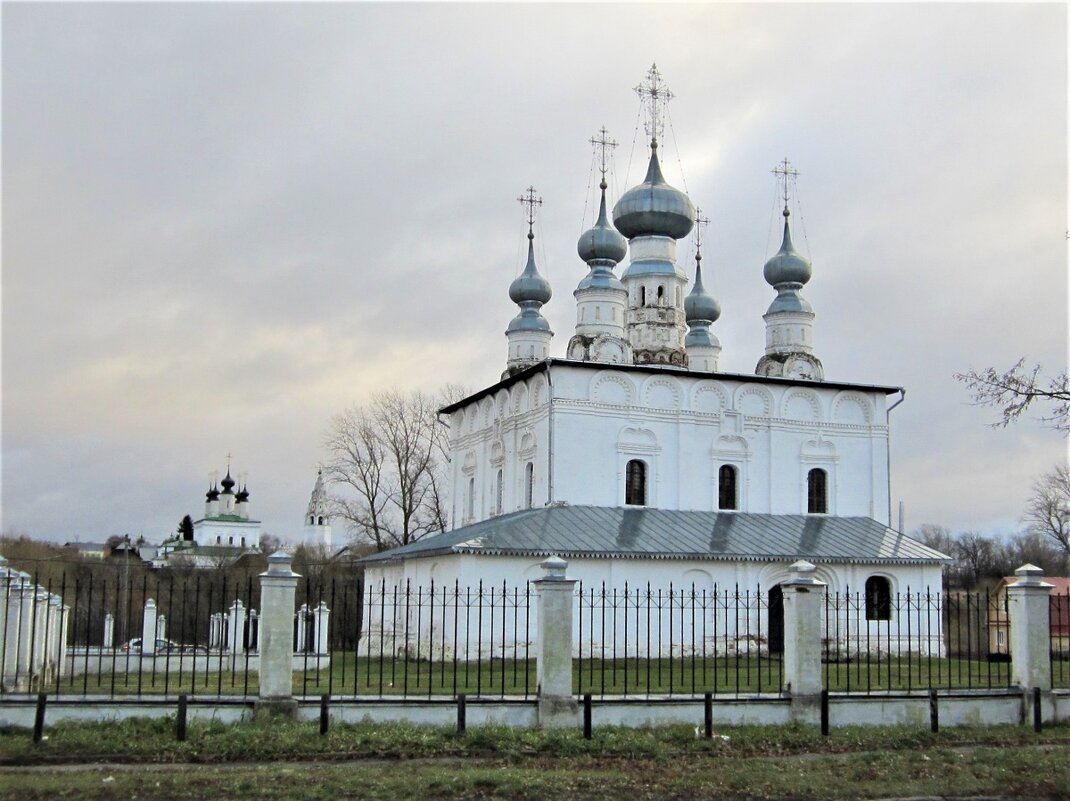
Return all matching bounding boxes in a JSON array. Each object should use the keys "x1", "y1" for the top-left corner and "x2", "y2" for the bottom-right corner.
[{"x1": 357, "y1": 66, "x2": 947, "y2": 656}]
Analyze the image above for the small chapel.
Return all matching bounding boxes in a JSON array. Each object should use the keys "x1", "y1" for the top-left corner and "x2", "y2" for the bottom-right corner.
[{"x1": 357, "y1": 66, "x2": 947, "y2": 639}]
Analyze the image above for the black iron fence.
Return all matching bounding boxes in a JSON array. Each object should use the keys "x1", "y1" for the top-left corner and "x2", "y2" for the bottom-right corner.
[
  {"x1": 576, "y1": 582, "x2": 783, "y2": 697},
  {"x1": 3, "y1": 557, "x2": 1068, "y2": 700}
]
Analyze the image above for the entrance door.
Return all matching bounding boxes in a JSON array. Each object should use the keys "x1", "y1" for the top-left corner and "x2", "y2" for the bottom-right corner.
[{"x1": 767, "y1": 585, "x2": 784, "y2": 655}]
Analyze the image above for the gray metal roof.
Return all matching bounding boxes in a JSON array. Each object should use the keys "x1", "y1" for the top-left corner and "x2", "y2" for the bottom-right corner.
[{"x1": 357, "y1": 505, "x2": 950, "y2": 566}]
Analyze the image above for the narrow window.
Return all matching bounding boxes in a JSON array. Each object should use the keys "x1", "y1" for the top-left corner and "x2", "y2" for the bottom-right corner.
[
  {"x1": 216, "y1": 536, "x2": 221, "y2": 544},
  {"x1": 228, "y1": 536, "x2": 233, "y2": 545},
  {"x1": 524, "y1": 462, "x2": 534, "y2": 509},
  {"x1": 240, "y1": 537, "x2": 246, "y2": 547},
  {"x1": 467, "y1": 477, "x2": 475, "y2": 520},
  {"x1": 496, "y1": 469, "x2": 504, "y2": 514},
  {"x1": 595, "y1": 306, "x2": 601, "y2": 320},
  {"x1": 657, "y1": 285, "x2": 665, "y2": 304},
  {"x1": 640, "y1": 286, "x2": 647, "y2": 306},
  {"x1": 997, "y1": 630, "x2": 1005, "y2": 647},
  {"x1": 864, "y1": 576, "x2": 892, "y2": 621},
  {"x1": 309, "y1": 516, "x2": 314, "y2": 525},
  {"x1": 807, "y1": 468, "x2": 828, "y2": 514},
  {"x1": 318, "y1": 516, "x2": 324, "y2": 525},
  {"x1": 718, "y1": 465, "x2": 737, "y2": 511},
  {"x1": 625, "y1": 459, "x2": 647, "y2": 506}
]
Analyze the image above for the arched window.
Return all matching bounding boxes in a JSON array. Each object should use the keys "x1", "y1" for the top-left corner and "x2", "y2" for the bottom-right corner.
[
  {"x1": 240, "y1": 537, "x2": 246, "y2": 547},
  {"x1": 309, "y1": 516, "x2": 314, "y2": 525},
  {"x1": 625, "y1": 459, "x2": 647, "y2": 506},
  {"x1": 807, "y1": 468, "x2": 827, "y2": 514},
  {"x1": 524, "y1": 462, "x2": 534, "y2": 509},
  {"x1": 467, "y1": 477, "x2": 475, "y2": 520},
  {"x1": 640, "y1": 286, "x2": 647, "y2": 306},
  {"x1": 865, "y1": 576, "x2": 892, "y2": 621},
  {"x1": 495, "y1": 469, "x2": 503, "y2": 514},
  {"x1": 656, "y1": 285, "x2": 665, "y2": 304},
  {"x1": 718, "y1": 465, "x2": 737, "y2": 511},
  {"x1": 318, "y1": 516, "x2": 324, "y2": 525}
]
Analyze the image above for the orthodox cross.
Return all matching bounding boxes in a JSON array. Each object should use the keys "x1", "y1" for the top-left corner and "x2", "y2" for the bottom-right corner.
[
  {"x1": 693, "y1": 207, "x2": 709, "y2": 256},
  {"x1": 517, "y1": 186, "x2": 542, "y2": 234},
  {"x1": 772, "y1": 158, "x2": 800, "y2": 212},
  {"x1": 590, "y1": 126, "x2": 617, "y2": 181},
  {"x1": 634, "y1": 63, "x2": 673, "y2": 144}
]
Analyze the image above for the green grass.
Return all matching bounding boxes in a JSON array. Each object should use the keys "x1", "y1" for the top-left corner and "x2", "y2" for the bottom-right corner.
[
  {"x1": 47, "y1": 652, "x2": 1025, "y2": 698},
  {"x1": 1, "y1": 720, "x2": 1069, "y2": 800}
]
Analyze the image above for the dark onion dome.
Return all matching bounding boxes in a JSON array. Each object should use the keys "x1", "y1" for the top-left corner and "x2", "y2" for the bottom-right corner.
[
  {"x1": 577, "y1": 180, "x2": 627, "y2": 264},
  {"x1": 763, "y1": 209, "x2": 812, "y2": 287},
  {"x1": 220, "y1": 470, "x2": 236, "y2": 495},
  {"x1": 205, "y1": 484, "x2": 220, "y2": 502},
  {"x1": 612, "y1": 142, "x2": 695, "y2": 240},
  {"x1": 509, "y1": 232, "x2": 552, "y2": 305},
  {"x1": 235, "y1": 485, "x2": 249, "y2": 503},
  {"x1": 684, "y1": 257, "x2": 721, "y2": 324}
]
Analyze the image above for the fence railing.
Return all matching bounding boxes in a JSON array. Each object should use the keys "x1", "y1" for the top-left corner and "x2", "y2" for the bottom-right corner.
[{"x1": 3, "y1": 555, "x2": 1067, "y2": 700}]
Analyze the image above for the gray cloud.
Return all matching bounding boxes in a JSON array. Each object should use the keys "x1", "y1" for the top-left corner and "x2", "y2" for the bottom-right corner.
[{"x1": 3, "y1": 3, "x2": 1065, "y2": 543}]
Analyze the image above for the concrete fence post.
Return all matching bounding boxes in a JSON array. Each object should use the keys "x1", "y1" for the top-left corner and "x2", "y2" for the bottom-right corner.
[
  {"x1": 314, "y1": 601, "x2": 330, "y2": 655},
  {"x1": 534, "y1": 555, "x2": 579, "y2": 728},
  {"x1": 295, "y1": 603, "x2": 309, "y2": 654},
  {"x1": 256, "y1": 551, "x2": 300, "y2": 718},
  {"x1": 141, "y1": 599, "x2": 158, "y2": 655},
  {"x1": 157, "y1": 614, "x2": 167, "y2": 644},
  {"x1": 1007, "y1": 564, "x2": 1053, "y2": 693},
  {"x1": 229, "y1": 600, "x2": 246, "y2": 655},
  {"x1": 103, "y1": 613, "x2": 115, "y2": 649},
  {"x1": 0, "y1": 556, "x2": 9, "y2": 671},
  {"x1": 781, "y1": 559, "x2": 827, "y2": 725}
]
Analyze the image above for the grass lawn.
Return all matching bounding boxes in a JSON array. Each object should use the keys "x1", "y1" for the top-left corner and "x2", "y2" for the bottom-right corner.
[
  {"x1": 0, "y1": 719, "x2": 1068, "y2": 800},
  {"x1": 48, "y1": 653, "x2": 1021, "y2": 698}
]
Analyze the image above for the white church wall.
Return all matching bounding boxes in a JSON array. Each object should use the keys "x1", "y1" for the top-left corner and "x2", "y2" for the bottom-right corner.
[
  {"x1": 359, "y1": 553, "x2": 943, "y2": 659},
  {"x1": 545, "y1": 364, "x2": 890, "y2": 522}
]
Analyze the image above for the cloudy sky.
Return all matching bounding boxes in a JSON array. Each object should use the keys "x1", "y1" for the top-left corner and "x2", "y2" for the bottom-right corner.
[{"x1": 2, "y1": 3, "x2": 1066, "y2": 546}]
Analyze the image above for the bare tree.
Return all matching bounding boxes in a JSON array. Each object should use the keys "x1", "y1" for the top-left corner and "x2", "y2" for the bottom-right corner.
[
  {"x1": 1024, "y1": 465, "x2": 1070, "y2": 556},
  {"x1": 955, "y1": 359, "x2": 1069, "y2": 431},
  {"x1": 324, "y1": 389, "x2": 457, "y2": 551}
]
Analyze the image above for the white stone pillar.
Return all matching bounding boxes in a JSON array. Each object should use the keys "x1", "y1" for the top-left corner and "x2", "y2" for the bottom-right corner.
[
  {"x1": 248, "y1": 609, "x2": 259, "y2": 652},
  {"x1": 103, "y1": 613, "x2": 115, "y2": 649},
  {"x1": 58, "y1": 605, "x2": 70, "y2": 679},
  {"x1": 781, "y1": 560, "x2": 827, "y2": 724},
  {"x1": 1007, "y1": 563, "x2": 1054, "y2": 691},
  {"x1": 534, "y1": 555, "x2": 579, "y2": 728},
  {"x1": 6, "y1": 575, "x2": 35, "y2": 687},
  {"x1": 229, "y1": 599, "x2": 247, "y2": 655},
  {"x1": 295, "y1": 604, "x2": 308, "y2": 654},
  {"x1": 257, "y1": 551, "x2": 300, "y2": 716},
  {"x1": 157, "y1": 614, "x2": 167, "y2": 644},
  {"x1": 313, "y1": 601, "x2": 330, "y2": 655},
  {"x1": 0, "y1": 557, "x2": 10, "y2": 671},
  {"x1": 141, "y1": 598, "x2": 158, "y2": 655}
]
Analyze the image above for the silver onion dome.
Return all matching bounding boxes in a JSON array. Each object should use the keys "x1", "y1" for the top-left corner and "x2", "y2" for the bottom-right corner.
[
  {"x1": 684, "y1": 256, "x2": 721, "y2": 324},
  {"x1": 509, "y1": 232, "x2": 552, "y2": 305},
  {"x1": 612, "y1": 142, "x2": 695, "y2": 240},
  {"x1": 578, "y1": 180, "x2": 627, "y2": 265},
  {"x1": 763, "y1": 209, "x2": 812, "y2": 287}
]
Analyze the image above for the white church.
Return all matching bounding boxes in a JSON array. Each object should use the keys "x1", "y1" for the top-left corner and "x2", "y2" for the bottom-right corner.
[{"x1": 357, "y1": 66, "x2": 948, "y2": 654}]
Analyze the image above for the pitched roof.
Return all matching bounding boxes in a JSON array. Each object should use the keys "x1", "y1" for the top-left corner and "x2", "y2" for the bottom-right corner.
[{"x1": 357, "y1": 505, "x2": 950, "y2": 566}]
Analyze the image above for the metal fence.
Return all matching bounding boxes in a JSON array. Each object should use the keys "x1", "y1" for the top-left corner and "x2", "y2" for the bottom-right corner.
[
  {"x1": 576, "y1": 583, "x2": 783, "y2": 697},
  {"x1": 4, "y1": 558, "x2": 1069, "y2": 701}
]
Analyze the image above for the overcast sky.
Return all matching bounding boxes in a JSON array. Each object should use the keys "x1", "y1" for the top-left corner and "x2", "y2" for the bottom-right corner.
[{"x1": 2, "y1": 3, "x2": 1066, "y2": 546}]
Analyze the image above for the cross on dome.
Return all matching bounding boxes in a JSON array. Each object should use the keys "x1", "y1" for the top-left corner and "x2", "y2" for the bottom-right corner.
[
  {"x1": 772, "y1": 158, "x2": 800, "y2": 215},
  {"x1": 635, "y1": 63, "x2": 674, "y2": 145},
  {"x1": 517, "y1": 186, "x2": 543, "y2": 234},
  {"x1": 590, "y1": 126, "x2": 617, "y2": 184}
]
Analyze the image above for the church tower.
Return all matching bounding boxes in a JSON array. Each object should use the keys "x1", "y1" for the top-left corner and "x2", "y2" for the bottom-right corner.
[
  {"x1": 503, "y1": 187, "x2": 553, "y2": 378},
  {"x1": 612, "y1": 65, "x2": 695, "y2": 367},
  {"x1": 567, "y1": 128, "x2": 632, "y2": 365},
  {"x1": 303, "y1": 469, "x2": 333, "y2": 551},
  {"x1": 683, "y1": 210, "x2": 722, "y2": 372},
  {"x1": 755, "y1": 159, "x2": 823, "y2": 381}
]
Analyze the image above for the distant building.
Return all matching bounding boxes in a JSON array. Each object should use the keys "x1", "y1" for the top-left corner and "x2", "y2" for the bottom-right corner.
[
  {"x1": 154, "y1": 464, "x2": 261, "y2": 568},
  {"x1": 63, "y1": 542, "x2": 108, "y2": 560},
  {"x1": 302, "y1": 469, "x2": 333, "y2": 551}
]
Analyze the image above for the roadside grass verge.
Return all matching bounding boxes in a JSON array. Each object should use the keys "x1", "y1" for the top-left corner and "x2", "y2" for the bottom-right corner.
[{"x1": 1, "y1": 718, "x2": 1068, "y2": 766}]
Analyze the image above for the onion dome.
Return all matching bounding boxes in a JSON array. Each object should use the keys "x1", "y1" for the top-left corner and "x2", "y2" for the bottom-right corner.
[
  {"x1": 684, "y1": 254, "x2": 721, "y2": 324},
  {"x1": 763, "y1": 208, "x2": 812, "y2": 286},
  {"x1": 235, "y1": 485, "x2": 249, "y2": 503},
  {"x1": 220, "y1": 470, "x2": 236, "y2": 495},
  {"x1": 578, "y1": 179, "x2": 627, "y2": 264},
  {"x1": 509, "y1": 231, "x2": 552, "y2": 305},
  {"x1": 205, "y1": 483, "x2": 219, "y2": 502},
  {"x1": 612, "y1": 142, "x2": 695, "y2": 240}
]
